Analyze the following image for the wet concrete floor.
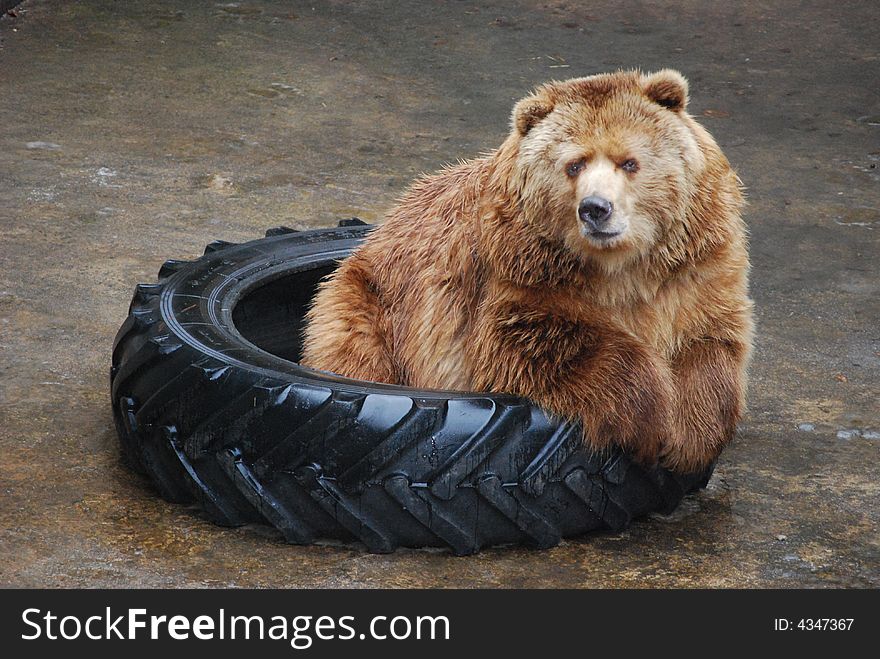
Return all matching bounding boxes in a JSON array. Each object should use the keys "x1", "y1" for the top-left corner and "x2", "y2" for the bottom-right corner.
[{"x1": 0, "y1": 0, "x2": 877, "y2": 587}]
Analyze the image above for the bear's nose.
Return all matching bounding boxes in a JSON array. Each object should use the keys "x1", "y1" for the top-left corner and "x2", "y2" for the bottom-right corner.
[{"x1": 578, "y1": 196, "x2": 614, "y2": 229}]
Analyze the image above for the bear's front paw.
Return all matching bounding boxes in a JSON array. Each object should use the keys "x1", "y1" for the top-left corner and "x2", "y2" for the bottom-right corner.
[
  {"x1": 579, "y1": 369, "x2": 673, "y2": 468},
  {"x1": 612, "y1": 358, "x2": 676, "y2": 467},
  {"x1": 659, "y1": 428, "x2": 727, "y2": 474},
  {"x1": 621, "y1": 384, "x2": 674, "y2": 467}
]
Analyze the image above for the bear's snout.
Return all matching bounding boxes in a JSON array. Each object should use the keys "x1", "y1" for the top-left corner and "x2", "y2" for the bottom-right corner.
[{"x1": 578, "y1": 196, "x2": 614, "y2": 231}]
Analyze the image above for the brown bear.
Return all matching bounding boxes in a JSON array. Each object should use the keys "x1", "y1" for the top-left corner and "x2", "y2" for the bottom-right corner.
[{"x1": 301, "y1": 69, "x2": 754, "y2": 473}]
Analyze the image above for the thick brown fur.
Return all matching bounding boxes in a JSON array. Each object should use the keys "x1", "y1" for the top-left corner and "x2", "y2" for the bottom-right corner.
[{"x1": 301, "y1": 69, "x2": 754, "y2": 473}]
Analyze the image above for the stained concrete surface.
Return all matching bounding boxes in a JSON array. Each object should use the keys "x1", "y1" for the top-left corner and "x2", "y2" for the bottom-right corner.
[{"x1": 0, "y1": 0, "x2": 877, "y2": 587}]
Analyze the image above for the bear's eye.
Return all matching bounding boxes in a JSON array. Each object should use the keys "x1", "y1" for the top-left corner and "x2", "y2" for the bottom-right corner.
[
  {"x1": 565, "y1": 159, "x2": 586, "y2": 177},
  {"x1": 621, "y1": 158, "x2": 640, "y2": 173}
]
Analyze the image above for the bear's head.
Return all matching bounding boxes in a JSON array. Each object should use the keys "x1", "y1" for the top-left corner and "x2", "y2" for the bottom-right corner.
[{"x1": 503, "y1": 69, "x2": 736, "y2": 273}]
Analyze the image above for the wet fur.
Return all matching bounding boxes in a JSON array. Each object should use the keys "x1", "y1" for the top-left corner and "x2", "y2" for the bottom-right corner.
[{"x1": 302, "y1": 70, "x2": 753, "y2": 473}]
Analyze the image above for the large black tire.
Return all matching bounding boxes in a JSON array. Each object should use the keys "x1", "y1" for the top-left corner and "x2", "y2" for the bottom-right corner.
[{"x1": 111, "y1": 221, "x2": 714, "y2": 554}]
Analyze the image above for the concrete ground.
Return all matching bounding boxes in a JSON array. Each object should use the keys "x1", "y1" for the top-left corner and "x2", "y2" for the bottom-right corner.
[{"x1": 1, "y1": 0, "x2": 877, "y2": 588}]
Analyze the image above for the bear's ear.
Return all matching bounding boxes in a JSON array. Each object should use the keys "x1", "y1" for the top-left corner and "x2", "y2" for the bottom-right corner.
[
  {"x1": 512, "y1": 92, "x2": 555, "y2": 136},
  {"x1": 642, "y1": 69, "x2": 689, "y2": 112}
]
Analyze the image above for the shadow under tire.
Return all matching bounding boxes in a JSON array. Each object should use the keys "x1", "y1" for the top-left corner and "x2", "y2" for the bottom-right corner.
[{"x1": 110, "y1": 221, "x2": 714, "y2": 554}]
